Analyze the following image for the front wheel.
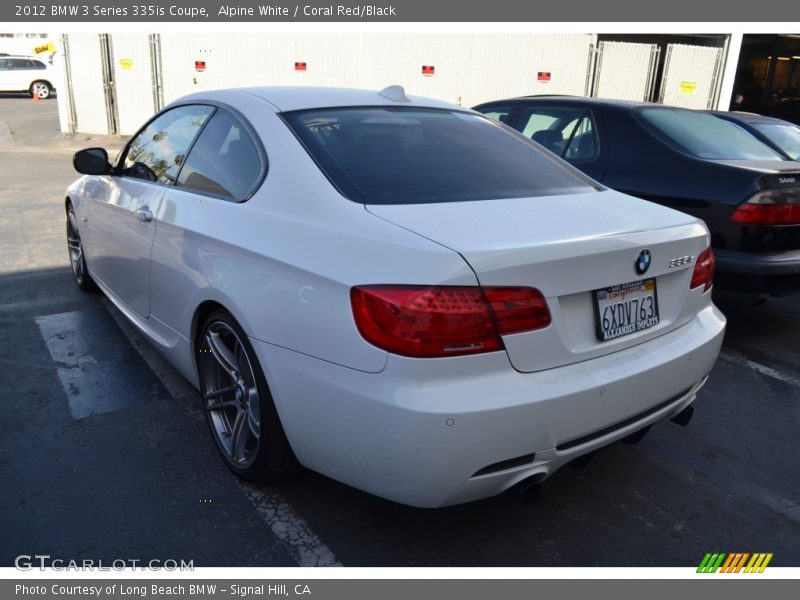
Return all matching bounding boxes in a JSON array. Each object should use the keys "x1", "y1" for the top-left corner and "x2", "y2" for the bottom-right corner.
[
  {"x1": 198, "y1": 311, "x2": 297, "y2": 481},
  {"x1": 30, "y1": 80, "x2": 51, "y2": 100},
  {"x1": 66, "y1": 205, "x2": 97, "y2": 292}
]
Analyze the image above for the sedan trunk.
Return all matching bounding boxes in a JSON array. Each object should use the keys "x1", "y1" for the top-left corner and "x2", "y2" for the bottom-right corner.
[{"x1": 367, "y1": 189, "x2": 711, "y2": 372}]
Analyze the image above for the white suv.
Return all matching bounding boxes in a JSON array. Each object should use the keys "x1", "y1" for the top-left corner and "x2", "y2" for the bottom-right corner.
[{"x1": 0, "y1": 55, "x2": 55, "y2": 99}]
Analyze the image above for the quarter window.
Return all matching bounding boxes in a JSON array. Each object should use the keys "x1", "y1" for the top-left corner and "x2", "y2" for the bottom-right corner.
[
  {"x1": 122, "y1": 105, "x2": 214, "y2": 184},
  {"x1": 177, "y1": 109, "x2": 264, "y2": 200},
  {"x1": 475, "y1": 105, "x2": 515, "y2": 125},
  {"x1": 516, "y1": 107, "x2": 598, "y2": 162}
]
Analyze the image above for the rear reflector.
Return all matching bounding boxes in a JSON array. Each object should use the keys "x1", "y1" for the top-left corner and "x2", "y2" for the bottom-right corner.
[
  {"x1": 351, "y1": 285, "x2": 550, "y2": 358},
  {"x1": 729, "y1": 188, "x2": 800, "y2": 225},
  {"x1": 690, "y1": 246, "x2": 715, "y2": 293}
]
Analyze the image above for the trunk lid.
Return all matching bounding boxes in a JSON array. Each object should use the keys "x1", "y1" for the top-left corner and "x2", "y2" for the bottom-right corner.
[{"x1": 366, "y1": 189, "x2": 711, "y2": 372}]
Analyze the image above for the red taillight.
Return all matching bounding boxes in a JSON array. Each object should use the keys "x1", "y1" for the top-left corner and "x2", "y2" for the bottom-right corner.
[
  {"x1": 729, "y1": 189, "x2": 800, "y2": 225},
  {"x1": 690, "y1": 246, "x2": 715, "y2": 293},
  {"x1": 350, "y1": 285, "x2": 550, "y2": 358}
]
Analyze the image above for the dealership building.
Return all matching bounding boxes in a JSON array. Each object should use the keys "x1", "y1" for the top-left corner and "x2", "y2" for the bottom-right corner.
[{"x1": 3, "y1": 32, "x2": 800, "y2": 135}]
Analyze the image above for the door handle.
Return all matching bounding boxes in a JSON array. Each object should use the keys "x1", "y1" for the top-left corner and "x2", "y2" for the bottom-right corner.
[{"x1": 135, "y1": 207, "x2": 153, "y2": 223}]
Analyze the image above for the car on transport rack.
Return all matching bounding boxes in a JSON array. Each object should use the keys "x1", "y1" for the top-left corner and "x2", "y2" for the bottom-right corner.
[
  {"x1": 474, "y1": 96, "x2": 800, "y2": 298},
  {"x1": 64, "y1": 86, "x2": 725, "y2": 507}
]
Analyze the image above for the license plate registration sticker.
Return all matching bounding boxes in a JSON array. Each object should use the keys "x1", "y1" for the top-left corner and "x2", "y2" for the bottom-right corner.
[{"x1": 594, "y1": 279, "x2": 659, "y2": 342}]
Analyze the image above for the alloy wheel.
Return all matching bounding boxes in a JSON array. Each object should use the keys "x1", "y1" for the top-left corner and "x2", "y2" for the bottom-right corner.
[{"x1": 200, "y1": 320, "x2": 263, "y2": 469}]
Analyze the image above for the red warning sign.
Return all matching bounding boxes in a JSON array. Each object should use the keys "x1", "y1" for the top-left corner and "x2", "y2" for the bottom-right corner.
[
  {"x1": 537, "y1": 71, "x2": 551, "y2": 82},
  {"x1": 195, "y1": 60, "x2": 206, "y2": 71},
  {"x1": 295, "y1": 62, "x2": 307, "y2": 71},
  {"x1": 422, "y1": 65, "x2": 435, "y2": 76}
]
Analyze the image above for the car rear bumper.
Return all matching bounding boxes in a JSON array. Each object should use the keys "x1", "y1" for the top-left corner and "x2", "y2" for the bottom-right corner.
[
  {"x1": 253, "y1": 304, "x2": 726, "y2": 508},
  {"x1": 715, "y1": 248, "x2": 800, "y2": 295}
]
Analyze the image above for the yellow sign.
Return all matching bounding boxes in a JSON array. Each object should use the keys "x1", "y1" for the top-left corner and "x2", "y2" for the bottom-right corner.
[
  {"x1": 679, "y1": 81, "x2": 698, "y2": 95},
  {"x1": 33, "y1": 41, "x2": 56, "y2": 54},
  {"x1": 119, "y1": 58, "x2": 133, "y2": 70}
]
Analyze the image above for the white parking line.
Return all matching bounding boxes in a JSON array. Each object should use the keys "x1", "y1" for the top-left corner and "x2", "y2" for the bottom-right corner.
[
  {"x1": 719, "y1": 351, "x2": 800, "y2": 388},
  {"x1": 101, "y1": 298, "x2": 342, "y2": 567},
  {"x1": 237, "y1": 481, "x2": 342, "y2": 567}
]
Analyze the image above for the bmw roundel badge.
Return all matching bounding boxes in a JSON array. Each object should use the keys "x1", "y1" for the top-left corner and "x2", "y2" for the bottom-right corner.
[{"x1": 635, "y1": 249, "x2": 652, "y2": 275}]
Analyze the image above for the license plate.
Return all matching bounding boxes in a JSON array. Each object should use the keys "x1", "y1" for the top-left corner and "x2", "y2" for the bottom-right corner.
[{"x1": 593, "y1": 279, "x2": 659, "y2": 342}]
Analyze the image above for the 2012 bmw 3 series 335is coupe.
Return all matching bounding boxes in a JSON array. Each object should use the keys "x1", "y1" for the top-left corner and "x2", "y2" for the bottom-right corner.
[{"x1": 65, "y1": 86, "x2": 726, "y2": 507}]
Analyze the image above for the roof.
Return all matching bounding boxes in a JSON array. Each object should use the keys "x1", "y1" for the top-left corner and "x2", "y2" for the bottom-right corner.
[
  {"x1": 174, "y1": 86, "x2": 462, "y2": 113},
  {"x1": 710, "y1": 110, "x2": 796, "y2": 126},
  {"x1": 473, "y1": 95, "x2": 702, "y2": 114}
]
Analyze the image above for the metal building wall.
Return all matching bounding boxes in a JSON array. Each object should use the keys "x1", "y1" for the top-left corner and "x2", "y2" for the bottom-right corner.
[
  {"x1": 101, "y1": 32, "x2": 597, "y2": 134},
  {"x1": 61, "y1": 34, "x2": 109, "y2": 135},
  {"x1": 659, "y1": 43, "x2": 724, "y2": 109}
]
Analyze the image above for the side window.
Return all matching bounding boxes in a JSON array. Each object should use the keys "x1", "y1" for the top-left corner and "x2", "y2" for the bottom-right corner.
[
  {"x1": 12, "y1": 59, "x2": 34, "y2": 69},
  {"x1": 516, "y1": 106, "x2": 598, "y2": 162},
  {"x1": 0, "y1": 59, "x2": 9, "y2": 70},
  {"x1": 475, "y1": 105, "x2": 514, "y2": 125},
  {"x1": 177, "y1": 109, "x2": 264, "y2": 201},
  {"x1": 122, "y1": 104, "x2": 214, "y2": 185}
]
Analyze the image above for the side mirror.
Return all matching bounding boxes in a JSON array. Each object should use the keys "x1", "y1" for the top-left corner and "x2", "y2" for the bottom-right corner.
[{"x1": 73, "y1": 147, "x2": 111, "y2": 175}]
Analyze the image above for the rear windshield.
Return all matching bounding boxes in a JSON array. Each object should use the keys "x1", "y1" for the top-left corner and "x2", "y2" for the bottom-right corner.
[
  {"x1": 637, "y1": 108, "x2": 784, "y2": 161},
  {"x1": 752, "y1": 122, "x2": 800, "y2": 161},
  {"x1": 282, "y1": 107, "x2": 599, "y2": 204}
]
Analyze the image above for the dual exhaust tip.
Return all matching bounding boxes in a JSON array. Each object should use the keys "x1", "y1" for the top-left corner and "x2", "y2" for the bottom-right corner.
[{"x1": 505, "y1": 403, "x2": 695, "y2": 505}]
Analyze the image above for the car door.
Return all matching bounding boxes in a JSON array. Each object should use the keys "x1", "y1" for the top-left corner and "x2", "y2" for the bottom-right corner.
[
  {"x1": 148, "y1": 106, "x2": 267, "y2": 333},
  {"x1": 511, "y1": 104, "x2": 608, "y2": 181},
  {"x1": 8, "y1": 58, "x2": 34, "y2": 90},
  {"x1": 84, "y1": 104, "x2": 215, "y2": 317},
  {"x1": 0, "y1": 58, "x2": 15, "y2": 91}
]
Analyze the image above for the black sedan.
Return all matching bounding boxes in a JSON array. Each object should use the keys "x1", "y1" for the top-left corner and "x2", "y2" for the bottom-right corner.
[
  {"x1": 711, "y1": 111, "x2": 800, "y2": 161},
  {"x1": 474, "y1": 96, "x2": 800, "y2": 296}
]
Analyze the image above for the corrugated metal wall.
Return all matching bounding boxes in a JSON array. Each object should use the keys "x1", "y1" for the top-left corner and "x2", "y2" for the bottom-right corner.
[
  {"x1": 60, "y1": 33, "x2": 597, "y2": 134},
  {"x1": 592, "y1": 41, "x2": 660, "y2": 102},
  {"x1": 58, "y1": 33, "x2": 730, "y2": 135},
  {"x1": 659, "y1": 43, "x2": 724, "y2": 109}
]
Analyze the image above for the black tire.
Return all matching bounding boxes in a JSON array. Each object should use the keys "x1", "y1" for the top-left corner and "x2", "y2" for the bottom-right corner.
[
  {"x1": 66, "y1": 204, "x2": 97, "y2": 292},
  {"x1": 198, "y1": 310, "x2": 297, "y2": 481},
  {"x1": 30, "y1": 80, "x2": 51, "y2": 100}
]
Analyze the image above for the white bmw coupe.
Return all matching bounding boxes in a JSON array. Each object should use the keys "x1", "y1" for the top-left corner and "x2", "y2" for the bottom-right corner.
[{"x1": 65, "y1": 86, "x2": 725, "y2": 507}]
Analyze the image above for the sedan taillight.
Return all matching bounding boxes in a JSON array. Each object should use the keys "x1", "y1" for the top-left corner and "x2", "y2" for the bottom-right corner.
[
  {"x1": 351, "y1": 285, "x2": 551, "y2": 358},
  {"x1": 690, "y1": 246, "x2": 715, "y2": 293},
  {"x1": 729, "y1": 189, "x2": 800, "y2": 225}
]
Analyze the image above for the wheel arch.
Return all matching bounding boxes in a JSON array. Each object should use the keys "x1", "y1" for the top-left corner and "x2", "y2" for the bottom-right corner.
[{"x1": 30, "y1": 78, "x2": 54, "y2": 90}]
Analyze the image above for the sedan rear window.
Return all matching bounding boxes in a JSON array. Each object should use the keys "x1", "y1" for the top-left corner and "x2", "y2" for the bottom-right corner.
[
  {"x1": 282, "y1": 107, "x2": 598, "y2": 205},
  {"x1": 637, "y1": 107, "x2": 784, "y2": 161}
]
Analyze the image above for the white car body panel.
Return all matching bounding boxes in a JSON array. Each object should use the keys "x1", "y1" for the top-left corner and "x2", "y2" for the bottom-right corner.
[
  {"x1": 0, "y1": 56, "x2": 54, "y2": 92},
  {"x1": 65, "y1": 86, "x2": 726, "y2": 507}
]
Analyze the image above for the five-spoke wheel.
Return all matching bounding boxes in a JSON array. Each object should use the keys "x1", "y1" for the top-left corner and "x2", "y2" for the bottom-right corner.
[{"x1": 198, "y1": 311, "x2": 296, "y2": 480}]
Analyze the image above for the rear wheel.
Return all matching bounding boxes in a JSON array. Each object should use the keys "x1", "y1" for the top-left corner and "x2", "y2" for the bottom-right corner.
[
  {"x1": 66, "y1": 205, "x2": 97, "y2": 292},
  {"x1": 30, "y1": 80, "x2": 51, "y2": 99},
  {"x1": 198, "y1": 311, "x2": 297, "y2": 481}
]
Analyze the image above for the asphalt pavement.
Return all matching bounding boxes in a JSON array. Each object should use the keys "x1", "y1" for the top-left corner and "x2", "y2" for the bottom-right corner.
[{"x1": 1, "y1": 95, "x2": 798, "y2": 567}]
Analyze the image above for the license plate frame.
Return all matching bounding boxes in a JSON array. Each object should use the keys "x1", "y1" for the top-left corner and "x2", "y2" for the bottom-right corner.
[{"x1": 593, "y1": 278, "x2": 660, "y2": 342}]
